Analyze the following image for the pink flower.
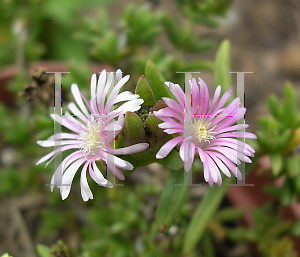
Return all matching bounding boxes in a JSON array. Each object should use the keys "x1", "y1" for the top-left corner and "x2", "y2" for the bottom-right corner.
[
  {"x1": 37, "y1": 70, "x2": 149, "y2": 201},
  {"x1": 154, "y1": 78, "x2": 257, "y2": 187}
]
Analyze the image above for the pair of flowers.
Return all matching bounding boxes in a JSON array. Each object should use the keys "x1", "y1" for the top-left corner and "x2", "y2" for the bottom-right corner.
[{"x1": 37, "y1": 70, "x2": 256, "y2": 201}]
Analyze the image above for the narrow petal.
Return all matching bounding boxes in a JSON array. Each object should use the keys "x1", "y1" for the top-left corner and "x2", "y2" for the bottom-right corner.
[
  {"x1": 190, "y1": 78, "x2": 199, "y2": 115},
  {"x1": 49, "y1": 151, "x2": 84, "y2": 191},
  {"x1": 158, "y1": 121, "x2": 182, "y2": 129},
  {"x1": 107, "y1": 162, "x2": 125, "y2": 180},
  {"x1": 205, "y1": 146, "x2": 241, "y2": 165},
  {"x1": 90, "y1": 162, "x2": 113, "y2": 187},
  {"x1": 216, "y1": 124, "x2": 249, "y2": 134},
  {"x1": 163, "y1": 128, "x2": 184, "y2": 134},
  {"x1": 213, "y1": 152, "x2": 242, "y2": 180},
  {"x1": 196, "y1": 147, "x2": 206, "y2": 163},
  {"x1": 96, "y1": 70, "x2": 107, "y2": 113},
  {"x1": 102, "y1": 151, "x2": 133, "y2": 170},
  {"x1": 115, "y1": 99, "x2": 144, "y2": 114},
  {"x1": 71, "y1": 84, "x2": 90, "y2": 118},
  {"x1": 113, "y1": 91, "x2": 139, "y2": 104},
  {"x1": 167, "y1": 82, "x2": 185, "y2": 108},
  {"x1": 90, "y1": 74, "x2": 98, "y2": 115},
  {"x1": 37, "y1": 140, "x2": 79, "y2": 147},
  {"x1": 204, "y1": 152, "x2": 219, "y2": 183},
  {"x1": 198, "y1": 77, "x2": 209, "y2": 114},
  {"x1": 80, "y1": 162, "x2": 93, "y2": 202},
  {"x1": 216, "y1": 107, "x2": 246, "y2": 131},
  {"x1": 184, "y1": 143, "x2": 195, "y2": 172},
  {"x1": 47, "y1": 133, "x2": 79, "y2": 141},
  {"x1": 155, "y1": 108, "x2": 183, "y2": 124},
  {"x1": 208, "y1": 85, "x2": 221, "y2": 114},
  {"x1": 50, "y1": 114, "x2": 82, "y2": 134},
  {"x1": 60, "y1": 158, "x2": 86, "y2": 200},
  {"x1": 212, "y1": 87, "x2": 233, "y2": 113},
  {"x1": 162, "y1": 97, "x2": 183, "y2": 114},
  {"x1": 206, "y1": 151, "x2": 231, "y2": 177},
  {"x1": 36, "y1": 145, "x2": 79, "y2": 165},
  {"x1": 111, "y1": 143, "x2": 149, "y2": 155},
  {"x1": 156, "y1": 136, "x2": 183, "y2": 159},
  {"x1": 180, "y1": 141, "x2": 187, "y2": 162},
  {"x1": 215, "y1": 132, "x2": 257, "y2": 140},
  {"x1": 67, "y1": 103, "x2": 89, "y2": 124},
  {"x1": 106, "y1": 75, "x2": 130, "y2": 108}
]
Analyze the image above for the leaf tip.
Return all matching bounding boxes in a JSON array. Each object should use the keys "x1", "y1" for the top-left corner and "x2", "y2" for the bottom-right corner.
[{"x1": 158, "y1": 224, "x2": 168, "y2": 234}]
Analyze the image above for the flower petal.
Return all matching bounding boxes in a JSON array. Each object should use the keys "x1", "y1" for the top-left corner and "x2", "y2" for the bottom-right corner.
[
  {"x1": 190, "y1": 78, "x2": 199, "y2": 115},
  {"x1": 156, "y1": 136, "x2": 183, "y2": 159},
  {"x1": 80, "y1": 162, "x2": 93, "y2": 202},
  {"x1": 71, "y1": 84, "x2": 90, "y2": 118},
  {"x1": 111, "y1": 143, "x2": 149, "y2": 155},
  {"x1": 90, "y1": 161, "x2": 113, "y2": 187},
  {"x1": 60, "y1": 158, "x2": 86, "y2": 200}
]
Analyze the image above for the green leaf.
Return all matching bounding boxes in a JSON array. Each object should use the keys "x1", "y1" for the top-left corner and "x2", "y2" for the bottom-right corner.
[
  {"x1": 292, "y1": 218, "x2": 300, "y2": 237},
  {"x1": 267, "y1": 95, "x2": 281, "y2": 120},
  {"x1": 269, "y1": 153, "x2": 283, "y2": 177},
  {"x1": 183, "y1": 176, "x2": 233, "y2": 254},
  {"x1": 292, "y1": 173, "x2": 300, "y2": 193},
  {"x1": 37, "y1": 244, "x2": 50, "y2": 257},
  {"x1": 281, "y1": 178, "x2": 294, "y2": 206},
  {"x1": 214, "y1": 207, "x2": 244, "y2": 223},
  {"x1": 155, "y1": 169, "x2": 188, "y2": 234},
  {"x1": 202, "y1": 232, "x2": 216, "y2": 257},
  {"x1": 161, "y1": 149, "x2": 184, "y2": 171},
  {"x1": 286, "y1": 157, "x2": 300, "y2": 178},
  {"x1": 275, "y1": 129, "x2": 293, "y2": 152},
  {"x1": 0, "y1": 254, "x2": 13, "y2": 257},
  {"x1": 162, "y1": 14, "x2": 215, "y2": 53},
  {"x1": 282, "y1": 81, "x2": 298, "y2": 128},
  {"x1": 214, "y1": 40, "x2": 233, "y2": 99},
  {"x1": 135, "y1": 75, "x2": 156, "y2": 106},
  {"x1": 227, "y1": 227, "x2": 257, "y2": 243},
  {"x1": 123, "y1": 112, "x2": 147, "y2": 146},
  {"x1": 145, "y1": 60, "x2": 175, "y2": 102}
]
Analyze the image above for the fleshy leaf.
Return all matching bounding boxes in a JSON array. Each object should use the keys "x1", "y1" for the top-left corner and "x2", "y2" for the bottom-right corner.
[
  {"x1": 135, "y1": 75, "x2": 156, "y2": 106},
  {"x1": 282, "y1": 81, "x2": 298, "y2": 128},
  {"x1": 286, "y1": 157, "x2": 300, "y2": 178},
  {"x1": 267, "y1": 95, "x2": 281, "y2": 120},
  {"x1": 155, "y1": 169, "x2": 188, "y2": 234},
  {"x1": 269, "y1": 153, "x2": 283, "y2": 177},
  {"x1": 145, "y1": 60, "x2": 175, "y2": 101},
  {"x1": 281, "y1": 178, "x2": 294, "y2": 206},
  {"x1": 37, "y1": 245, "x2": 50, "y2": 257},
  {"x1": 292, "y1": 218, "x2": 300, "y2": 237},
  {"x1": 183, "y1": 176, "x2": 233, "y2": 254},
  {"x1": 160, "y1": 149, "x2": 184, "y2": 171},
  {"x1": 123, "y1": 111, "x2": 147, "y2": 146},
  {"x1": 214, "y1": 40, "x2": 233, "y2": 100}
]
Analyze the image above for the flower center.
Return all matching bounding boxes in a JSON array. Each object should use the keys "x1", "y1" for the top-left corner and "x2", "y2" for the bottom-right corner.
[
  {"x1": 79, "y1": 116, "x2": 104, "y2": 156},
  {"x1": 191, "y1": 117, "x2": 216, "y2": 145}
]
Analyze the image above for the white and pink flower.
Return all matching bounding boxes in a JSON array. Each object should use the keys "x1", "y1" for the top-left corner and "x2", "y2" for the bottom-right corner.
[
  {"x1": 154, "y1": 77, "x2": 257, "y2": 187},
  {"x1": 37, "y1": 70, "x2": 149, "y2": 201}
]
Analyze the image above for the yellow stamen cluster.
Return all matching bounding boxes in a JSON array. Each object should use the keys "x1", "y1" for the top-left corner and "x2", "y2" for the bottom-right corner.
[
  {"x1": 191, "y1": 117, "x2": 216, "y2": 145},
  {"x1": 79, "y1": 116, "x2": 104, "y2": 156}
]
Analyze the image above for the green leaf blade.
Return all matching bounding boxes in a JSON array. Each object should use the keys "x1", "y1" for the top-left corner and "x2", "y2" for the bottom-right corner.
[
  {"x1": 155, "y1": 169, "x2": 188, "y2": 234},
  {"x1": 183, "y1": 176, "x2": 233, "y2": 254},
  {"x1": 145, "y1": 60, "x2": 175, "y2": 102}
]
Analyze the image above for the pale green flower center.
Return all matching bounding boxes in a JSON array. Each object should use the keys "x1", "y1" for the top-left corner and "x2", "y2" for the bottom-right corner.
[
  {"x1": 191, "y1": 117, "x2": 216, "y2": 145},
  {"x1": 79, "y1": 116, "x2": 104, "y2": 156}
]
